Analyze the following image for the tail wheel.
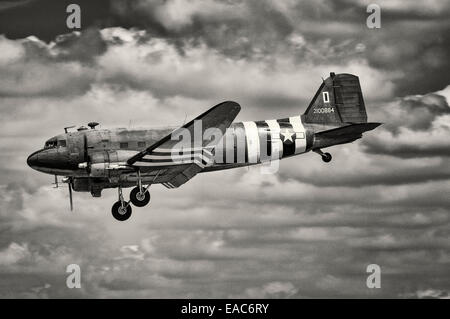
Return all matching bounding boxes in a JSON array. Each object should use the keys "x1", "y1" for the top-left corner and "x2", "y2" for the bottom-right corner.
[
  {"x1": 112, "y1": 201, "x2": 132, "y2": 221},
  {"x1": 130, "y1": 187, "x2": 151, "y2": 207},
  {"x1": 322, "y1": 152, "x2": 332, "y2": 163}
]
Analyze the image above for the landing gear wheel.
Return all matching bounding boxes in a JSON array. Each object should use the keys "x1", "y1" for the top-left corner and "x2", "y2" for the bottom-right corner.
[
  {"x1": 130, "y1": 187, "x2": 150, "y2": 207},
  {"x1": 322, "y1": 152, "x2": 332, "y2": 163},
  {"x1": 112, "y1": 201, "x2": 132, "y2": 221}
]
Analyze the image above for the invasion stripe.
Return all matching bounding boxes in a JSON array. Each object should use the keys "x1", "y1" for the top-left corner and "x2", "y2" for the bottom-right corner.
[
  {"x1": 221, "y1": 130, "x2": 233, "y2": 164},
  {"x1": 255, "y1": 121, "x2": 271, "y2": 162},
  {"x1": 154, "y1": 147, "x2": 209, "y2": 153},
  {"x1": 265, "y1": 119, "x2": 282, "y2": 160},
  {"x1": 150, "y1": 149, "x2": 213, "y2": 156},
  {"x1": 288, "y1": 115, "x2": 306, "y2": 154},
  {"x1": 135, "y1": 159, "x2": 209, "y2": 168},
  {"x1": 135, "y1": 161, "x2": 182, "y2": 167},
  {"x1": 139, "y1": 155, "x2": 212, "y2": 163},
  {"x1": 143, "y1": 151, "x2": 213, "y2": 161},
  {"x1": 136, "y1": 153, "x2": 213, "y2": 167},
  {"x1": 233, "y1": 123, "x2": 247, "y2": 164},
  {"x1": 144, "y1": 154, "x2": 203, "y2": 160},
  {"x1": 242, "y1": 121, "x2": 260, "y2": 163}
]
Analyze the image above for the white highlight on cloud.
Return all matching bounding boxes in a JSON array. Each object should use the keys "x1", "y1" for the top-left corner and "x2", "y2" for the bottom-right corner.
[
  {"x1": 236, "y1": 281, "x2": 298, "y2": 298},
  {"x1": 0, "y1": 242, "x2": 30, "y2": 266},
  {"x1": 0, "y1": 36, "x2": 24, "y2": 64},
  {"x1": 415, "y1": 289, "x2": 450, "y2": 299}
]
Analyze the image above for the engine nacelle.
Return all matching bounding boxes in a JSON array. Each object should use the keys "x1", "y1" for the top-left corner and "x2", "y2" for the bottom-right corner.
[
  {"x1": 90, "y1": 162, "x2": 108, "y2": 177},
  {"x1": 72, "y1": 178, "x2": 90, "y2": 192},
  {"x1": 85, "y1": 150, "x2": 136, "y2": 177},
  {"x1": 72, "y1": 177, "x2": 106, "y2": 197}
]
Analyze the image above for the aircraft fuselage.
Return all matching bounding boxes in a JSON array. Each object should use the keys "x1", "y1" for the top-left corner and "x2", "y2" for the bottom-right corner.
[{"x1": 27, "y1": 115, "x2": 354, "y2": 196}]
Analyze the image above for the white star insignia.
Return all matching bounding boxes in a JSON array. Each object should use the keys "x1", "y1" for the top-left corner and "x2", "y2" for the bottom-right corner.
[{"x1": 281, "y1": 129, "x2": 294, "y2": 143}]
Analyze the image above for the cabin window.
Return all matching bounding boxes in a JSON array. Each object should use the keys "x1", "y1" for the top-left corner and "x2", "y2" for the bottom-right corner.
[
  {"x1": 44, "y1": 138, "x2": 57, "y2": 149},
  {"x1": 120, "y1": 142, "x2": 128, "y2": 149},
  {"x1": 58, "y1": 140, "x2": 67, "y2": 147},
  {"x1": 138, "y1": 141, "x2": 146, "y2": 148}
]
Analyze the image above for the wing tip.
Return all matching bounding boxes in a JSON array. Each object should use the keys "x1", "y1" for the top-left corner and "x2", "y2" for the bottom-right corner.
[{"x1": 219, "y1": 100, "x2": 241, "y2": 113}]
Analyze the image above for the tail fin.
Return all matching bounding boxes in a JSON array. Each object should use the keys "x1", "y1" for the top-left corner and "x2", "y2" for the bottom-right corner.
[{"x1": 303, "y1": 73, "x2": 367, "y2": 124}]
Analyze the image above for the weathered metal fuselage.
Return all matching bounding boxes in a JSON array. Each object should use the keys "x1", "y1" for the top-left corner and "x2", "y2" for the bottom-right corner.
[{"x1": 27, "y1": 115, "x2": 356, "y2": 196}]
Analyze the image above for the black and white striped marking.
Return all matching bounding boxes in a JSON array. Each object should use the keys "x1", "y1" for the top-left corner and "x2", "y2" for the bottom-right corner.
[
  {"x1": 134, "y1": 147, "x2": 214, "y2": 169},
  {"x1": 134, "y1": 115, "x2": 307, "y2": 167}
]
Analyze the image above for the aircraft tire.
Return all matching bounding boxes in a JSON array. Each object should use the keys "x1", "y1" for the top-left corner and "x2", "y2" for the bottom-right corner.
[
  {"x1": 322, "y1": 152, "x2": 332, "y2": 163},
  {"x1": 112, "y1": 201, "x2": 132, "y2": 221},
  {"x1": 130, "y1": 187, "x2": 151, "y2": 207}
]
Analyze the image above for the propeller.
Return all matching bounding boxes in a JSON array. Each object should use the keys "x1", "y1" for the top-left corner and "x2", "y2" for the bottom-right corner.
[
  {"x1": 83, "y1": 134, "x2": 91, "y2": 175},
  {"x1": 53, "y1": 175, "x2": 59, "y2": 188},
  {"x1": 62, "y1": 177, "x2": 74, "y2": 211},
  {"x1": 68, "y1": 178, "x2": 73, "y2": 211}
]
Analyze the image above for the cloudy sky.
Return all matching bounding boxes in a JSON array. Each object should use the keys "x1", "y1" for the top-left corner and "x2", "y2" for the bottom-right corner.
[{"x1": 0, "y1": 0, "x2": 449, "y2": 298}]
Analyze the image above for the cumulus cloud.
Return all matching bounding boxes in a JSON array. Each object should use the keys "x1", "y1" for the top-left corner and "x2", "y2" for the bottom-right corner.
[
  {"x1": 0, "y1": 242, "x2": 31, "y2": 266},
  {"x1": 362, "y1": 87, "x2": 450, "y2": 158}
]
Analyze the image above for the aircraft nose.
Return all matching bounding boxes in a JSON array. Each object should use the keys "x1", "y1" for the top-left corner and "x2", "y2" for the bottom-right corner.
[{"x1": 27, "y1": 151, "x2": 40, "y2": 168}]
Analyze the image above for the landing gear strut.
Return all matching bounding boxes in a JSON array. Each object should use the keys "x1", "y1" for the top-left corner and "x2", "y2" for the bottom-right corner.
[
  {"x1": 129, "y1": 170, "x2": 151, "y2": 207},
  {"x1": 111, "y1": 186, "x2": 132, "y2": 221},
  {"x1": 314, "y1": 149, "x2": 332, "y2": 163}
]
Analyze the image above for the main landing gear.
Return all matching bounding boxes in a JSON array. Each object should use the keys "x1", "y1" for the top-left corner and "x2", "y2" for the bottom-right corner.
[
  {"x1": 130, "y1": 187, "x2": 150, "y2": 207},
  {"x1": 129, "y1": 170, "x2": 151, "y2": 207},
  {"x1": 314, "y1": 149, "x2": 332, "y2": 163},
  {"x1": 111, "y1": 170, "x2": 156, "y2": 221},
  {"x1": 111, "y1": 186, "x2": 132, "y2": 221}
]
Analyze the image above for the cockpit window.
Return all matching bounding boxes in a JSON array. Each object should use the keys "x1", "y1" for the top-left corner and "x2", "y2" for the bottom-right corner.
[
  {"x1": 58, "y1": 140, "x2": 67, "y2": 147},
  {"x1": 44, "y1": 138, "x2": 57, "y2": 149}
]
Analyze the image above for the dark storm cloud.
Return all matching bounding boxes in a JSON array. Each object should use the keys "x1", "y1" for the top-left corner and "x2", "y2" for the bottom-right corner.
[
  {"x1": 363, "y1": 139, "x2": 450, "y2": 158},
  {"x1": 107, "y1": 0, "x2": 450, "y2": 96},
  {"x1": 0, "y1": 0, "x2": 33, "y2": 11},
  {"x1": 50, "y1": 28, "x2": 108, "y2": 63},
  {"x1": 111, "y1": 0, "x2": 296, "y2": 57},
  {"x1": 386, "y1": 93, "x2": 450, "y2": 131},
  {"x1": 279, "y1": 155, "x2": 450, "y2": 187},
  {"x1": 0, "y1": 0, "x2": 113, "y2": 41},
  {"x1": 2, "y1": 0, "x2": 449, "y2": 96},
  {"x1": 361, "y1": 87, "x2": 450, "y2": 158}
]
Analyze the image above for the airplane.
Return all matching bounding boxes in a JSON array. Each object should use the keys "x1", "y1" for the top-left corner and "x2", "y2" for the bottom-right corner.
[{"x1": 27, "y1": 72, "x2": 381, "y2": 221}]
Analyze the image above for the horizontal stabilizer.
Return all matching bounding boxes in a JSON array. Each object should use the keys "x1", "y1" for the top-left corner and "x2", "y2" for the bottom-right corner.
[{"x1": 316, "y1": 122, "x2": 381, "y2": 138}]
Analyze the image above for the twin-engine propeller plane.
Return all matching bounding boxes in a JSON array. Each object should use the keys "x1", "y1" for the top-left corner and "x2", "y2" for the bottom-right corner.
[{"x1": 27, "y1": 73, "x2": 381, "y2": 221}]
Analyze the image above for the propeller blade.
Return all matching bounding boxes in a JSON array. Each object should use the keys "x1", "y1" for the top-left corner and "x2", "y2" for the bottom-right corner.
[
  {"x1": 68, "y1": 180, "x2": 73, "y2": 211},
  {"x1": 53, "y1": 175, "x2": 59, "y2": 188},
  {"x1": 83, "y1": 134, "x2": 91, "y2": 174}
]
